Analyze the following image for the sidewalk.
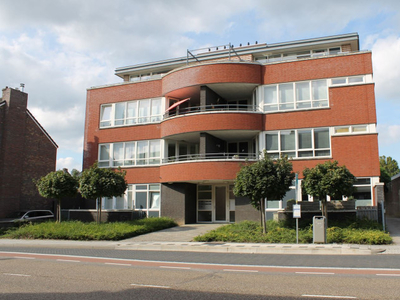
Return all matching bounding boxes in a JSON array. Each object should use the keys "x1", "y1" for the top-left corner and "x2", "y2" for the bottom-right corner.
[{"x1": 1, "y1": 219, "x2": 400, "y2": 255}]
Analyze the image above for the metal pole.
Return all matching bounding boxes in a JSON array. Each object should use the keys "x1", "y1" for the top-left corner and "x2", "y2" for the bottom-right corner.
[{"x1": 295, "y1": 173, "x2": 299, "y2": 244}]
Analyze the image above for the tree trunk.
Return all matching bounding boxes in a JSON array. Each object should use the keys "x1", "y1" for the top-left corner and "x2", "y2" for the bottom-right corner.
[
  {"x1": 261, "y1": 198, "x2": 266, "y2": 234},
  {"x1": 97, "y1": 197, "x2": 102, "y2": 224},
  {"x1": 57, "y1": 199, "x2": 61, "y2": 223},
  {"x1": 321, "y1": 199, "x2": 328, "y2": 227}
]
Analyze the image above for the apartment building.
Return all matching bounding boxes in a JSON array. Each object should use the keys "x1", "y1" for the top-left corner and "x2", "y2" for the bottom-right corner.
[
  {"x1": 83, "y1": 33, "x2": 381, "y2": 224},
  {"x1": 0, "y1": 87, "x2": 58, "y2": 218}
]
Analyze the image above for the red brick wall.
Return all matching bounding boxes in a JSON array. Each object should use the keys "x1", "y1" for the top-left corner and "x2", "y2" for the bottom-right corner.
[
  {"x1": 263, "y1": 84, "x2": 376, "y2": 130},
  {"x1": 83, "y1": 81, "x2": 162, "y2": 169},
  {"x1": 262, "y1": 52, "x2": 373, "y2": 84},
  {"x1": 83, "y1": 52, "x2": 379, "y2": 187},
  {"x1": 162, "y1": 63, "x2": 262, "y2": 96},
  {"x1": 160, "y1": 161, "x2": 243, "y2": 182},
  {"x1": 20, "y1": 115, "x2": 57, "y2": 210},
  {"x1": 0, "y1": 88, "x2": 57, "y2": 217},
  {"x1": 161, "y1": 113, "x2": 263, "y2": 137}
]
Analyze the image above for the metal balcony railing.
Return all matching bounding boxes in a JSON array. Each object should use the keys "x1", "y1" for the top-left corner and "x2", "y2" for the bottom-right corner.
[
  {"x1": 162, "y1": 152, "x2": 258, "y2": 163},
  {"x1": 164, "y1": 104, "x2": 260, "y2": 119}
]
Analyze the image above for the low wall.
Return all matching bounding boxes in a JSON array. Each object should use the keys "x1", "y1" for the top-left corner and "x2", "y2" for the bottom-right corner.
[{"x1": 61, "y1": 210, "x2": 145, "y2": 222}]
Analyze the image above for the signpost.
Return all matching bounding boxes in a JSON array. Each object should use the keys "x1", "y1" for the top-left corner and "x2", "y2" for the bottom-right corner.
[{"x1": 294, "y1": 173, "x2": 300, "y2": 244}]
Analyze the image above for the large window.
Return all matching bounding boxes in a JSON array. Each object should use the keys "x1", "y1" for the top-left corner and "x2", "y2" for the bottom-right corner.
[
  {"x1": 99, "y1": 140, "x2": 161, "y2": 167},
  {"x1": 263, "y1": 80, "x2": 328, "y2": 112},
  {"x1": 100, "y1": 98, "x2": 163, "y2": 128},
  {"x1": 265, "y1": 128, "x2": 330, "y2": 159},
  {"x1": 101, "y1": 184, "x2": 160, "y2": 217}
]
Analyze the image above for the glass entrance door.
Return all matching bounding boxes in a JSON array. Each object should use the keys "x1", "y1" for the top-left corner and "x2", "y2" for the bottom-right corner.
[{"x1": 215, "y1": 186, "x2": 227, "y2": 222}]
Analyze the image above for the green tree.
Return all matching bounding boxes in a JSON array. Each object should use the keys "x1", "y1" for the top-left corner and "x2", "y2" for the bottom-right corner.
[
  {"x1": 302, "y1": 161, "x2": 355, "y2": 222},
  {"x1": 35, "y1": 169, "x2": 78, "y2": 222},
  {"x1": 79, "y1": 163, "x2": 127, "y2": 223},
  {"x1": 233, "y1": 152, "x2": 294, "y2": 233},
  {"x1": 380, "y1": 155, "x2": 400, "y2": 178}
]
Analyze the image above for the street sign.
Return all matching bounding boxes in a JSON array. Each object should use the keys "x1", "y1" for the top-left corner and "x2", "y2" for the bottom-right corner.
[{"x1": 293, "y1": 204, "x2": 301, "y2": 218}]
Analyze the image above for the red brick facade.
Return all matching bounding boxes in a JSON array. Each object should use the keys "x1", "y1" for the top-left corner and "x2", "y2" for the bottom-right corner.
[
  {"x1": 0, "y1": 88, "x2": 58, "y2": 218},
  {"x1": 83, "y1": 34, "x2": 382, "y2": 222}
]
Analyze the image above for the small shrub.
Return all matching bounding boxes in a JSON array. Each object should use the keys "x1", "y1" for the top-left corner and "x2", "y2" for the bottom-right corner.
[
  {"x1": 194, "y1": 220, "x2": 392, "y2": 245},
  {"x1": 0, "y1": 218, "x2": 177, "y2": 241}
]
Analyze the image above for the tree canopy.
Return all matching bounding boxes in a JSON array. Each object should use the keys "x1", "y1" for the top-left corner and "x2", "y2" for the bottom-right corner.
[
  {"x1": 79, "y1": 163, "x2": 127, "y2": 223},
  {"x1": 380, "y1": 155, "x2": 400, "y2": 178},
  {"x1": 36, "y1": 169, "x2": 78, "y2": 222},
  {"x1": 302, "y1": 160, "x2": 355, "y2": 220},
  {"x1": 233, "y1": 153, "x2": 294, "y2": 233}
]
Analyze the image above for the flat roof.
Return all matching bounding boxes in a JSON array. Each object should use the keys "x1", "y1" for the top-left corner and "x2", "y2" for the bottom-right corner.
[{"x1": 115, "y1": 33, "x2": 359, "y2": 78}]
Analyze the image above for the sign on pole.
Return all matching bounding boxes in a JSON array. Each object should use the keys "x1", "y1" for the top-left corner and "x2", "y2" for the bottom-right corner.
[{"x1": 293, "y1": 204, "x2": 301, "y2": 218}]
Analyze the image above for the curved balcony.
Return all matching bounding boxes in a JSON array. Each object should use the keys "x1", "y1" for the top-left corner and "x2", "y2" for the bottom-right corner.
[
  {"x1": 160, "y1": 160, "x2": 254, "y2": 183},
  {"x1": 162, "y1": 62, "x2": 262, "y2": 96},
  {"x1": 161, "y1": 111, "x2": 263, "y2": 138}
]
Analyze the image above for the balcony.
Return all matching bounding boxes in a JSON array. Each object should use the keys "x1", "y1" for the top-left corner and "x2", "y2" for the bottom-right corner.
[
  {"x1": 164, "y1": 103, "x2": 260, "y2": 119},
  {"x1": 162, "y1": 152, "x2": 258, "y2": 164}
]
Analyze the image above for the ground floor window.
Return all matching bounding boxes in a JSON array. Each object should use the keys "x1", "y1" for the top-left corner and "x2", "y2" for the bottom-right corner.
[
  {"x1": 263, "y1": 177, "x2": 375, "y2": 218},
  {"x1": 101, "y1": 183, "x2": 160, "y2": 217}
]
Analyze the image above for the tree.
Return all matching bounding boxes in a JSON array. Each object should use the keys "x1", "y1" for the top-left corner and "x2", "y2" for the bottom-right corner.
[
  {"x1": 380, "y1": 155, "x2": 400, "y2": 178},
  {"x1": 36, "y1": 169, "x2": 78, "y2": 222},
  {"x1": 79, "y1": 163, "x2": 127, "y2": 223},
  {"x1": 233, "y1": 152, "x2": 294, "y2": 233},
  {"x1": 302, "y1": 161, "x2": 355, "y2": 222}
]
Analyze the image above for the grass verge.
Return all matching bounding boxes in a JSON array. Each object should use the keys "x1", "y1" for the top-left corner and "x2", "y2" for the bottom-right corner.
[
  {"x1": 0, "y1": 217, "x2": 177, "y2": 241},
  {"x1": 193, "y1": 220, "x2": 392, "y2": 245}
]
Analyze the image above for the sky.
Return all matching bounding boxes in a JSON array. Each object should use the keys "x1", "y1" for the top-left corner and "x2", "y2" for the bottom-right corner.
[{"x1": 1, "y1": 0, "x2": 400, "y2": 171}]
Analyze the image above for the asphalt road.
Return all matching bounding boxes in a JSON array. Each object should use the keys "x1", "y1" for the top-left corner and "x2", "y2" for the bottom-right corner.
[
  {"x1": 1, "y1": 253, "x2": 400, "y2": 300},
  {"x1": 1, "y1": 246, "x2": 400, "y2": 269}
]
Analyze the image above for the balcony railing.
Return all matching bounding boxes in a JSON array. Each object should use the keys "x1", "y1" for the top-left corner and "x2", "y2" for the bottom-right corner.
[
  {"x1": 162, "y1": 152, "x2": 258, "y2": 163},
  {"x1": 164, "y1": 104, "x2": 260, "y2": 119}
]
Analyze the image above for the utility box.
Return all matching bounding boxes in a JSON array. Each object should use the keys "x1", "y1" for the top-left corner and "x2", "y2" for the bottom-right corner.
[{"x1": 313, "y1": 216, "x2": 327, "y2": 244}]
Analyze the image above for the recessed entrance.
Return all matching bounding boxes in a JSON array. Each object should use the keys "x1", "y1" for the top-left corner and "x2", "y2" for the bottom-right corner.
[{"x1": 197, "y1": 184, "x2": 235, "y2": 223}]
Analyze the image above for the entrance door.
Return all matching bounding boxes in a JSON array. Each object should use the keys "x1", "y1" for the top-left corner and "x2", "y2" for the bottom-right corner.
[{"x1": 215, "y1": 186, "x2": 227, "y2": 222}]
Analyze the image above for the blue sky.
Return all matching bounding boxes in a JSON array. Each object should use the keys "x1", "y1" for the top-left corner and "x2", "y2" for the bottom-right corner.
[{"x1": 1, "y1": 0, "x2": 400, "y2": 171}]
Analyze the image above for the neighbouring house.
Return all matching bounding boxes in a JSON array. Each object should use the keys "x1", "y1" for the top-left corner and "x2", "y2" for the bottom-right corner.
[
  {"x1": 83, "y1": 33, "x2": 382, "y2": 225},
  {"x1": 386, "y1": 173, "x2": 400, "y2": 217},
  {"x1": 0, "y1": 87, "x2": 58, "y2": 218}
]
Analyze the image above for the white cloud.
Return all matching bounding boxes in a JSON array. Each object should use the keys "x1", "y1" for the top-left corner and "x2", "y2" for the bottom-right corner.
[
  {"x1": 56, "y1": 157, "x2": 81, "y2": 172},
  {"x1": 378, "y1": 124, "x2": 400, "y2": 146},
  {"x1": 371, "y1": 35, "x2": 400, "y2": 102}
]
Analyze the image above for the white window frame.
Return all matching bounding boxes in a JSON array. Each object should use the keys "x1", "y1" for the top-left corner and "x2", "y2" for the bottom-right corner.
[
  {"x1": 98, "y1": 139, "x2": 162, "y2": 168},
  {"x1": 99, "y1": 98, "x2": 164, "y2": 128},
  {"x1": 100, "y1": 184, "x2": 161, "y2": 216},
  {"x1": 264, "y1": 127, "x2": 331, "y2": 159},
  {"x1": 332, "y1": 124, "x2": 376, "y2": 136},
  {"x1": 262, "y1": 80, "x2": 329, "y2": 113}
]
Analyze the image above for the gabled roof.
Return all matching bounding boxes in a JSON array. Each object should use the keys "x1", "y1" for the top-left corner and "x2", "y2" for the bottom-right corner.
[{"x1": 26, "y1": 109, "x2": 58, "y2": 148}]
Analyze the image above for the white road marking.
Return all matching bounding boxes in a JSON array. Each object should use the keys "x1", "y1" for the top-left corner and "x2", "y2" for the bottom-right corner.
[
  {"x1": 3, "y1": 273, "x2": 31, "y2": 277},
  {"x1": 376, "y1": 273, "x2": 400, "y2": 277},
  {"x1": 131, "y1": 283, "x2": 170, "y2": 289},
  {"x1": 14, "y1": 256, "x2": 35, "y2": 260},
  {"x1": 296, "y1": 272, "x2": 335, "y2": 275},
  {"x1": 223, "y1": 269, "x2": 259, "y2": 273},
  {"x1": 56, "y1": 259, "x2": 81, "y2": 263},
  {"x1": 302, "y1": 295, "x2": 356, "y2": 299},
  {"x1": 160, "y1": 266, "x2": 191, "y2": 270},
  {"x1": 105, "y1": 262, "x2": 131, "y2": 266}
]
